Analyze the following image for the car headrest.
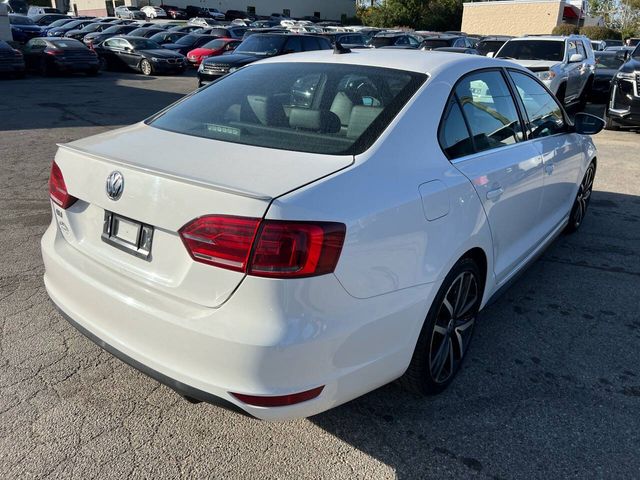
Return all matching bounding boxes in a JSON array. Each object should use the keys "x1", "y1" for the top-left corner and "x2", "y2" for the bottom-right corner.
[
  {"x1": 289, "y1": 108, "x2": 341, "y2": 134},
  {"x1": 346, "y1": 106, "x2": 383, "y2": 139}
]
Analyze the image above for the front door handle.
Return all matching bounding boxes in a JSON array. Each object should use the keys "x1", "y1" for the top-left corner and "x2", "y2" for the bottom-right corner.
[{"x1": 486, "y1": 187, "x2": 504, "y2": 200}]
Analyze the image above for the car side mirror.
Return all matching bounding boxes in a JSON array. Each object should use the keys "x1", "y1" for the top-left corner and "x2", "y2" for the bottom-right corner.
[
  {"x1": 569, "y1": 53, "x2": 584, "y2": 63},
  {"x1": 574, "y1": 113, "x2": 605, "y2": 135}
]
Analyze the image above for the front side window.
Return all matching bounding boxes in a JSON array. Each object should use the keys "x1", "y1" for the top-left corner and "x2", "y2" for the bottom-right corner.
[
  {"x1": 149, "y1": 63, "x2": 426, "y2": 155},
  {"x1": 509, "y1": 70, "x2": 566, "y2": 139},
  {"x1": 455, "y1": 70, "x2": 523, "y2": 153}
]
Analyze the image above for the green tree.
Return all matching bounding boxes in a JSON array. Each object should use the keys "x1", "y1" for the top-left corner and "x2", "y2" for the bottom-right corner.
[{"x1": 358, "y1": 0, "x2": 463, "y2": 32}]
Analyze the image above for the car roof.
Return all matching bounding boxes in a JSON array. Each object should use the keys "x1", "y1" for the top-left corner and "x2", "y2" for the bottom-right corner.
[{"x1": 256, "y1": 49, "x2": 523, "y2": 76}]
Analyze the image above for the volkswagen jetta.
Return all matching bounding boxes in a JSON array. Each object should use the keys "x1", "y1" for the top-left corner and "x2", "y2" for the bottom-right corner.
[{"x1": 42, "y1": 50, "x2": 603, "y2": 420}]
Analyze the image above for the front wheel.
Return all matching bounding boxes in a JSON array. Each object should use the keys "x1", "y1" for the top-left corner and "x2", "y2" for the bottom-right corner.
[
  {"x1": 140, "y1": 58, "x2": 153, "y2": 76},
  {"x1": 565, "y1": 162, "x2": 595, "y2": 233},
  {"x1": 399, "y1": 257, "x2": 482, "y2": 395}
]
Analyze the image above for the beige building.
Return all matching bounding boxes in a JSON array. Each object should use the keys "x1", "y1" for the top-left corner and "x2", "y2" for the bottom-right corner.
[{"x1": 461, "y1": 0, "x2": 583, "y2": 36}]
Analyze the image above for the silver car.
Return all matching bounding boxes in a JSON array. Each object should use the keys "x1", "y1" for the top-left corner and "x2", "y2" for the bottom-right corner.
[{"x1": 496, "y1": 35, "x2": 595, "y2": 107}]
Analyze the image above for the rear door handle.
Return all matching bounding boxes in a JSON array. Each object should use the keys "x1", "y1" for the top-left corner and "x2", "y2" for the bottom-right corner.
[{"x1": 486, "y1": 187, "x2": 504, "y2": 200}]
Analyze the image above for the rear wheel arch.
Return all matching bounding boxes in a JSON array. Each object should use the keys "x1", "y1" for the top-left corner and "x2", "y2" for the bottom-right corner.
[{"x1": 461, "y1": 247, "x2": 488, "y2": 296}]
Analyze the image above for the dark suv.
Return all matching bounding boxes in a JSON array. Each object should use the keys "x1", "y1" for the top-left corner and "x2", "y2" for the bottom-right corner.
[
  {"x1": 606, "y1": 44, "x2": 640, "y2": 129},
  {"x1": 198, "y1": 33, "x2": 331, "y2": 86},
  {"x1": 368, "y1": 32, "x2": 422, "y2": 49}
]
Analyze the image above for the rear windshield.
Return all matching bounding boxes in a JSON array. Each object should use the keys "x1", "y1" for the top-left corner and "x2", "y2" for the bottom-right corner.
[
  {"x1": 421, "y1": 39, "x2": 450, "y2": 49},
  {"x1": 369, "y1": 37, "x2": 395, "y2": 48},
  {"x1": 149, "y1": 63, "x2": 426, "y2": 155},
  {"x1": 498, "y1": 40, "x2": 564, "y2": 61},
  {"x1": 49, "y1": 39, "x2": 85, "y2": 48},
  {"x1": 476, "y1": 40, "x2": 505, "y2": 54}
]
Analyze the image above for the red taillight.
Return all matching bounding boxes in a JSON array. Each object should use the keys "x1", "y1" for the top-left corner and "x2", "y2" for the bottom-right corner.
[
  {"x1": 230, "y1": 386, "x2": 324, "y2": 407},
  {"x1": 13, "y1": 49, "x2": 22, "y2": 57},
  {"x1": 250, "y1": 221, "x2": 345, "y2": 278},
  {"x1": 49, "y1": 161, "x2": 77, "y2": 209},
  {"x1": 45, "y1": 49, "x2": 63, "y2": 56},
  {"x1": 179, "y1": 216, "x2": 261, "y2": 272},
  {"x1": 179, "y1": 216, "x2": 346, "y2": 278}
]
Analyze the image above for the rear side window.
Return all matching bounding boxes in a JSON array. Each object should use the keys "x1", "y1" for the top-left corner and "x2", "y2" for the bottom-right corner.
[
  {"x1": 439, "y1": 98, "x2": 474, "y2": 159},
  {"x1": 455, "y1": 71, "x2": 523, "y2": 153},
  {"x1": 509, "y1": 70, "x2": 566, "y2": 138},
  {"x1": 149, "y1": 63, "x2": 426, "y2": 155}
]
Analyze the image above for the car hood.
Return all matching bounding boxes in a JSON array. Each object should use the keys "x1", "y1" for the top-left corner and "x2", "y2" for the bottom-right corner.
[
  {"x1": 140, "y1": 48, "x2": 184, "y2": 58},
  {"x1": 202, "y1": 52, "x2": 263, "y2": 66},
  {"x1": 65, "y1": 122, "x2": 354, "y2": 199},
  {"x1": 13, "y1": 25, "x2": 42, "y2": 32},
  {"x1": 620, "y1": 58, "x2": 640, "y2": 72},
  {"x1": 505, "y1": 59, "x2": 558, "y2": 71}
]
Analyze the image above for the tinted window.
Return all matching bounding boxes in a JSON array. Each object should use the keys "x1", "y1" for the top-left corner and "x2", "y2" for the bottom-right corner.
[
  {"x1": 439, "y1": 98, "x2": 473, "y2": 159},
  {"x1": 369, "y1": 37, "x2": 395, "y2": 48},
  {"x1": 175, "y1": 34, "x2": 198, "y2": 45},
  {"x1": 421, "y1": 39, "x2": 449, "y2": 49},
  {"x1": 302, "y1": 36, "x2": 320, "y2": 51},
  {"x1": 235, "y1": 35, "x2": 286, "y2": 54},
  {"x1": 476, "y1": 40, "x2": 506, "y2": 55},
  {"x1": 49, "y1": 39, "x2": 85, "y2": 48},
  {"x1": 284, "y1": 36, "x2": 303, "y2": 52},
  {"x1": 455, "y1": 71, "x2": 523, "y2": 153},
  {"x1": 150, "y1": 63, "x2": 426, "y2": 155},
  {"x1": 49, "y1": 19, "x2": 73, "y2": 27},
  {"x1": 127, "y1": 38, "x2": 161, "y2": 50},
  {"x1": 9, "y1": 15, "x2": 34, "y2": 25},
  {"x1": 509, "y1": 71, "x2": 566, "y2": 138},
  {"x1": 498, "y1": 40, "x2": 564, "y2": 62},
  {"x1": 595, "y1": 53, "x2": 624, "y2": 69}
]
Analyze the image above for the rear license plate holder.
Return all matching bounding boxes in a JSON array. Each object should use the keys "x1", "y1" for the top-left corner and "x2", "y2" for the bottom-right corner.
[{"x1": 102, "y1": 211, "x2": 153, "y2": 261}]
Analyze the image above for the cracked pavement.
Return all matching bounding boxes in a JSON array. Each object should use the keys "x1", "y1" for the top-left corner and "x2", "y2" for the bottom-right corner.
[{"x1": 1, "y1": 72, "x2": 639, "y2": 479}]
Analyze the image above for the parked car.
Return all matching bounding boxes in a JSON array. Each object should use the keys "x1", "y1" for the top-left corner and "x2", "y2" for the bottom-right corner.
[
  {"x1": 162, "y1": 34, "x2": 220, "y2": 56},
  {"x1": 590, "y1": 51, "x2": 626, "y2": 102},
  {"x1": 626, "y1": 38, "x2": 640, "y2": 47},
  {"x1": 603, "y1": 39, "x2": 623, "y2": 48},
  {"x1": 496, "y1": 35, "x2": 595, "y2": 107},
  {"x1": 8, "y1": 14, "x2": 42, "y2": 43},
  {"x1": 27, "y1": 6, "x2": 62, "y2": 15},
  {"x1": 420, "y1": 35, "x2": 475, "y2": 51},
  {"x1": 225, "y1": 9, "x2": 252, "y2": 21},
  {"x1": 368, "y1": 32, "x2": 422, "y2": 49},
  {"x1": 115, "y1": 6, "x2": 145, "y2": 20},
  {"x1": 149, "y1": 30, "x2": 188, "y2": 45},
  {"x1": 187, "y1": 17, "x2": 221, "y2": 28},
  {"x1": 48, "y1": 19, "x2": 95, "y2": 37},
  {"x1": 197, "y1": 26, "x2": 247, "y2": 40},
  {"x1": 1, "y1": 0, "x2": 27, "y2": 14},
  {"x1": 161, "y1": 5, "x2": 188, "y2": 20},
  {"x1": 242, "y1": 27, "x2": 287, "y2": 39},
  {"x1": 204, "y1": 7, "x2": 225, "y2": 20},
  {"x1": 198, "y1": 33, "x2": 332, "y2": 86},
  {"x1": 591, "y1": 40, "x2": 606, "y2": 51},
  {"x1": 605, "y1": 44, "x2": 640, "y2": 129},
  {"x1": 475, "y1": 35, "x2": 512, "y2": 56},
  {"x1": 40, "y1": 17, "x2": 75, "y2": 35},
  {"x1": 186, "y1": 37, "x2": 240, "y2": 66},
  {"x1": 83, "y1": 24, "x2": 138, "y2": 47},
  {"x1": 126, "y1": 27, "x2": 165, "y2": 39},
  {"x1": 185, "y1": 6, "x2": 212, "y2": 18},
  {"x1": 0, "y1": 39, "x2": 25, "y2": 77},
  {"x1": 29, "y1": 13, "x2": 68, "y2": 26},
  {"x1": 94, "y1": 36, "x2": 186, "y2": 75},
  {"x1": 170, "y1": 24, "x2": 206, "y2": 33},
  {"x1": 42, "y1": 50, "x2": 603, "y2": 420},
  {"x1": 141, "y1": 6, "x2": 166, "y2": 19},
  {"x1": 434, "y1": 47, "x2": 479, "y2": 55},
  {"x1": 320, "y1": 32, "x2": 368, "y2": 49},
  {"x1": 23, "y1": 37, "x2": 99, "y2": 75},
  {"x1": 64, "y1": 22, "x2": 111, "y2": 41},
  {"x1": 603, "y1": 45, "x2": 635, "y2": 59}
]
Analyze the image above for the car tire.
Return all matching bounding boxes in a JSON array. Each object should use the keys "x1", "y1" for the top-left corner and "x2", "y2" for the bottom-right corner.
[
  {"x1": 565, "y1": 162, "x2": 595, "y2": 234},
  {"x1": 98, "y1": 56, "x2": 107, "y2": 71},
  {"x1": 140, "y1": 58, "x2": 153, "y2": 76},
  {"x1": 398, "y1": 257, "x2": 483, "y2": 395}
]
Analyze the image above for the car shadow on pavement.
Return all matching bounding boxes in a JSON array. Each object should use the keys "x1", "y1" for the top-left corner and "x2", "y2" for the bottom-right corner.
[
  {"x1": 0, "y1": 72, "x2": 190, "y2": 132},
  {"x1": 310, "y1": 190, "x2": 640, "y2": 479}
]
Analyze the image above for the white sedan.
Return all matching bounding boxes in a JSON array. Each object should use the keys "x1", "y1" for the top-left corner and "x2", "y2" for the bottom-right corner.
[
  {"x1": 42, "y1": 50, "x2": 603, "y2": 420},
  {"x1": 140, "y1": 5, "x2": 166, "y2": 19}
]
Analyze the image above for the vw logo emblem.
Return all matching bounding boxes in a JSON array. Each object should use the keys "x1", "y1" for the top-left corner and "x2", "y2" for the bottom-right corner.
[{"x1": 105, "y1": 171, "x2": 124, "y2": 201}]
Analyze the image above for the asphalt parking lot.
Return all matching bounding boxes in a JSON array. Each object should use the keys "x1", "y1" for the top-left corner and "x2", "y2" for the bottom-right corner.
[{"x1": 1, "y1": 71, "x2": 639, "y2": 479}]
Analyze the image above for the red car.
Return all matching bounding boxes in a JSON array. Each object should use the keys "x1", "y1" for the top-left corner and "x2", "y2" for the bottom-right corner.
[{"x1": 186, "y1": 38, "x2": 241, "y2": 66}]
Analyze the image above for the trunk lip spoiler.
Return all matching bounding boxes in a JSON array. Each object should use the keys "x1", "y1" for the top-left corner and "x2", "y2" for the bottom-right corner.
[{"x1": 56, "y1": 143, "x2": 273, "y2": 201}]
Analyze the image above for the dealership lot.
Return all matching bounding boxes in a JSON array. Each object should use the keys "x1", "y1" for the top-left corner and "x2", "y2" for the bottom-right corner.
[{"x1": 1, "y1": 71, "x2": 639, "y2": 478}]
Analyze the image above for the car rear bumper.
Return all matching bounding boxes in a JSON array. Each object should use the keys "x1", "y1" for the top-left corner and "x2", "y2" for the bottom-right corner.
[{"x1": 42, "y1": 216, "x2": 433, "y2": 420}]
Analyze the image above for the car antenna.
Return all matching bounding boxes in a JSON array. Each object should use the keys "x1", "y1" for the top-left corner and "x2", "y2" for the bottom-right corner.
[{"x1": 334, "y1": 41, "x2": 351, "y2": 54}]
